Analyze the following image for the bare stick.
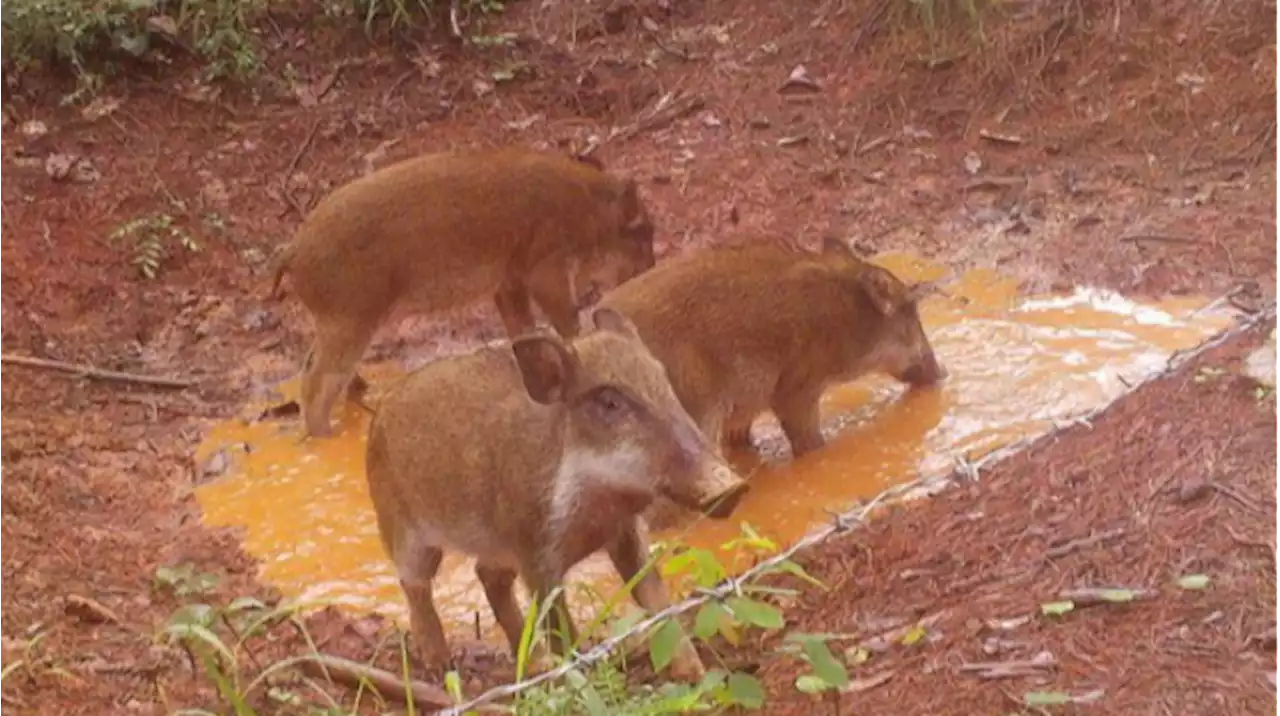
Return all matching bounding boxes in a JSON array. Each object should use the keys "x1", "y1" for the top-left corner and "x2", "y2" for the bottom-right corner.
[
  {"x1": 1119, "y1": 233, "x2": 1197, "y2": 245},
  {"x1": 1044, "y1": 527, "x2": 1126, "y2": 559},
  {"x1": 298, "y1": 654, "x2": 452, "y2": 709},
  {"x1": 281, "y1": 119, "x2": 323, "y2": 217},
  {"x1": 449, "y1": 0, "x2": 463, "y2": 38},
  {"x1": 1058, "y1": 587, "x2": 1156, "y2": 605},
  {"x1": 1, "y1": 354, "x2": 194, "y2": 389}
]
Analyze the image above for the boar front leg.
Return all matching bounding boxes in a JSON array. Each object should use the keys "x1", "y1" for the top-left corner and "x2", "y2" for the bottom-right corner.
[
  {"x1": 771, "y1": 383, "x2": 826, "y2": 458},
  {"x1": 526, "y1": 269, "x2": 582, "y2": 340},
  {"x1": 494, "y1": 283, "x2": 540, "y2": 341},
  {"x1": 607, "y1": 523, "x2": 706, "y2": 681},
  {"x1": 522, "y1": 567, "x2": 579, "y2": 662}
]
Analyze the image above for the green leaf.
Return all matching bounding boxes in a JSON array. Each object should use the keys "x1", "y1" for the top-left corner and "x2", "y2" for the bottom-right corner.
[
  {"x1": 660, "y1": 550, "x2": 698, "y2": 579},
  {"x1": 161, "y1": 623, "x2": 235, "y2": 664},
  {"x1": 167, "y1": 604, "x2": 216, "y2": 629},
  {"x1": 563, "y1": 669, "x2": 609, "y2": 716},
  {"x1": 794, "y1": 674, "x2": 831, "y2": 694},
  {"x1": 1177, "y1": 574, "x2": 1211, "y2": 590},
  {"x1": 265, "y1": 687, "x2": 300, "y2": 705},
  {"x1": 609, "y1": 610, "x2": 645, "y2": 639},
  {"x1": 691, "y1": 548, "x2": 727, "y2": 588},
  {"x1": 900, "y1": 624, "x2": 928, "y2": 645},
  {"x1": 694, "y1": 602, "x2": 725, "y2": 641},
  {"x1": 800, "y1": 638, "x2": 849, "y2": 688},
  {"x1": 1098, "y1": 589, "x2": 1138, "y2": 603},
  {"x1": 444, "y1": 671, "x2": 464, "y2": 702},
  {"x1": 225, "y1": 597, "x2": 266, "y2": 613},
  {"x1": 845, "y1": 646, "x2": 871, "y2": 665},
  {"x1": 649, "y1": 618, "x2": 683, "y2": 673},
  {"x1": 762, "y1": 559, "x2": 827, "y2": 589},
  {"x1": 726, "y1": 596, "x2": 785, "y2": 630},
  {"x1": 1023, "y1": 691, "x2": 1073, "y2": 706},
  {"x1": 698, "y1": 668, "x2": 728, "y2": 693},
  {"x1": 726, "y1": 672, "x2": 765, "y2": 708},
  {"x1": 1040, "y1": 600, "x2": 1076, "y2": 616}
]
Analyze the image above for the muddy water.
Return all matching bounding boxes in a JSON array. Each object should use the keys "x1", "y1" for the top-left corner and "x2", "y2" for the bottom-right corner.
[{"x1": 195, "y1": 253, "x2": 1237, "y2": 639}]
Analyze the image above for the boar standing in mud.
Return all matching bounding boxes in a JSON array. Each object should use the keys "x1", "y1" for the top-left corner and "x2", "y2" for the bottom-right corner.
[
  {"x1": 599, "y1": 237, "x2": 947, "y2": 466},
  {"x1": 364, "y1": 307, "x2": 748, "y2": 681},
  {"x1": 270, "y1": 147, "x2": 657, "y2": 437}
]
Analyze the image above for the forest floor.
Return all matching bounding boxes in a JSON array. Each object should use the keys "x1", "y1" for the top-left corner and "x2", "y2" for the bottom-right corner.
[{"x1": 1, "y1": 0, "x2": 1276, "y2": 714}]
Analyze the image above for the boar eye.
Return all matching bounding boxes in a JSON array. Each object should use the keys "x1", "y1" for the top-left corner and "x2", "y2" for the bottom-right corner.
[{"x1": 593, "y1": 387, "x2": 628, "y2": 415}]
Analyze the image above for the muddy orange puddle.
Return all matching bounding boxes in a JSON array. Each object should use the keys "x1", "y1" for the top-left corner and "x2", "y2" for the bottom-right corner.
[{"x1": 195, "y1": 253, "x2": 1238, "y2": 639}]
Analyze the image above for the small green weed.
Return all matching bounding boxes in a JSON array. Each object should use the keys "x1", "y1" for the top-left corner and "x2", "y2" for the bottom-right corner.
[
  {"x1": 154, "y1": 562, "x2": 220, "y2": 597},
  {"x1": 2, "y1": 0, "x2": 262, "y2": 91},
  {"x1": 110, "y1": 213, "x2": 201, "y2": 279}
]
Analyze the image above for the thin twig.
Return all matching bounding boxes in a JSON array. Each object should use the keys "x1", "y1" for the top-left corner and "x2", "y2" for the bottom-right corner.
[
  {"x1": 1058, "y1": 586, "x2": 1156, "y2": 605},
  {"x1": 449, "y1": 0, "x2": 463, "y2": 38},
  {"x1": 1044, "y1": 527, "x2": 1127, "y2": 559},
  {"x1": 281, "y1": 119, "x2": 323, "y2": 217},
  {"x1": 298, "y1": 654, "x2": 453, "y2": 708},
  {"x1": 1119, "y1": 233, "x2": 1197, "y2": 244},
  {"x1": 1, "y1": 354, "x2": 194, "y2": 389}
]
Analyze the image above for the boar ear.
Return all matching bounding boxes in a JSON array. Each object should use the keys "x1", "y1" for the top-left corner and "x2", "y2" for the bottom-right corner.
[
  {"x1": 512, "y1": 335, "x2": 578, "y2": 405},
  {"x1": 590, "y1": 307, "x2": 642, "y2": 341},
  {"x1": 904, "y1": 280, "x2": 941, "y2": 304},
  {"x1": 858, "y1": 268, "x2": 904, "y2": 317}
]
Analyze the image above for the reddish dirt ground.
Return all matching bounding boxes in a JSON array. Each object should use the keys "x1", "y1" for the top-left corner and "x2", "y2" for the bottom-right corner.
[{"x1": 1, "y1": 0, "x2": 1275, "y2": 713}]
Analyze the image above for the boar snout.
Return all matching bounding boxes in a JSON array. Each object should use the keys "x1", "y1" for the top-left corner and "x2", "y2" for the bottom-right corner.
[
  {"x1": 901, "y1": 352, "x2": 947, "y2": 387},
  {"x1": 662, "y1": 436, "x2": 749, "y2": 519},
  {"x1": 694, "y1": 462, "x2": 749, "y2": 519}
]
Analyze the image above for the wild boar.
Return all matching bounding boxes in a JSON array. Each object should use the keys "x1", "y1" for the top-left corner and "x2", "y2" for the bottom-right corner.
[
  {"x1": 598, "y1": 237, "x2": 947, "y2": 462},
  {"x1": 364, "y1": 307, "x2": 748, "y2": 681},
  {"x1": 270, "y1": 147, "x2": 657, "y2": 437}
]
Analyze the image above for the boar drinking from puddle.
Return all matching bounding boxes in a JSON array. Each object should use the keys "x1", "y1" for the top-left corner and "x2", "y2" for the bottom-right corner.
[
  {"x1": 364, "y1": 307, "x2": 747, "y2": 681},
  {"x1": 599, "y1": 236, "x2": 946, "y2": 467}
]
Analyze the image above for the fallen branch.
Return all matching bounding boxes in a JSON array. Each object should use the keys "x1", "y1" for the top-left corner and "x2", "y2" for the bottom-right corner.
[
  {"x1": 298, "y1": 654, "x2": 453, "y2": 709},
  {"x1": 1, "y1": 354, "x2": 194, "y2": 389},
  {"x1": 1118, "y1": 233, "x2": 1197, "y2": 245},
  {"x1": 961, "y1": 176, "x2": 1027, "y2": 193},
  {"x1": 582, "y1": 93, "x2": 705, "y2": 156},
  {"x1": 1044, "y1": 527, "x2": 1126, "y2": 559},
  {"x1": 1058, "y1": 587, "x2": 1156, "y2": 606},
  {"x1": 281, "y1": 119, "x2": 323, "y2": 217},
  {"x1": 64, "y1": 594, "x2": 122, "y2": 624},
  {"x1": 957, "y1": 650, "x2": 1056, "y2": 680}
]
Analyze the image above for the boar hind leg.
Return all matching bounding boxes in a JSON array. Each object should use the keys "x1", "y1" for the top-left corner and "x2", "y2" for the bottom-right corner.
[
  {"x1": 300, "y1": 318, "x2": 378, "y2": 437},
  {"x1": 607, "y1": 525, "x2": 705, "y2": 682},
  {"x1": 476, "y1": 564, "x2": 529, "y2": 660},
  {"x1": 772, "y1": 385, "x2": 825, "y2": 458},
  {"x1": 397, "y1": 545, "x2": 451, "y2": 672}
]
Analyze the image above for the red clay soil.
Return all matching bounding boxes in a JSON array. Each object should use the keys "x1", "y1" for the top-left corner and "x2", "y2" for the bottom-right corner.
[
  {"x1": 752, "y1": 325, "x2": 1277, "y2": 716},
  {"x1": 0, "y1": 0, "x2": 1275, "y2": 713}
]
